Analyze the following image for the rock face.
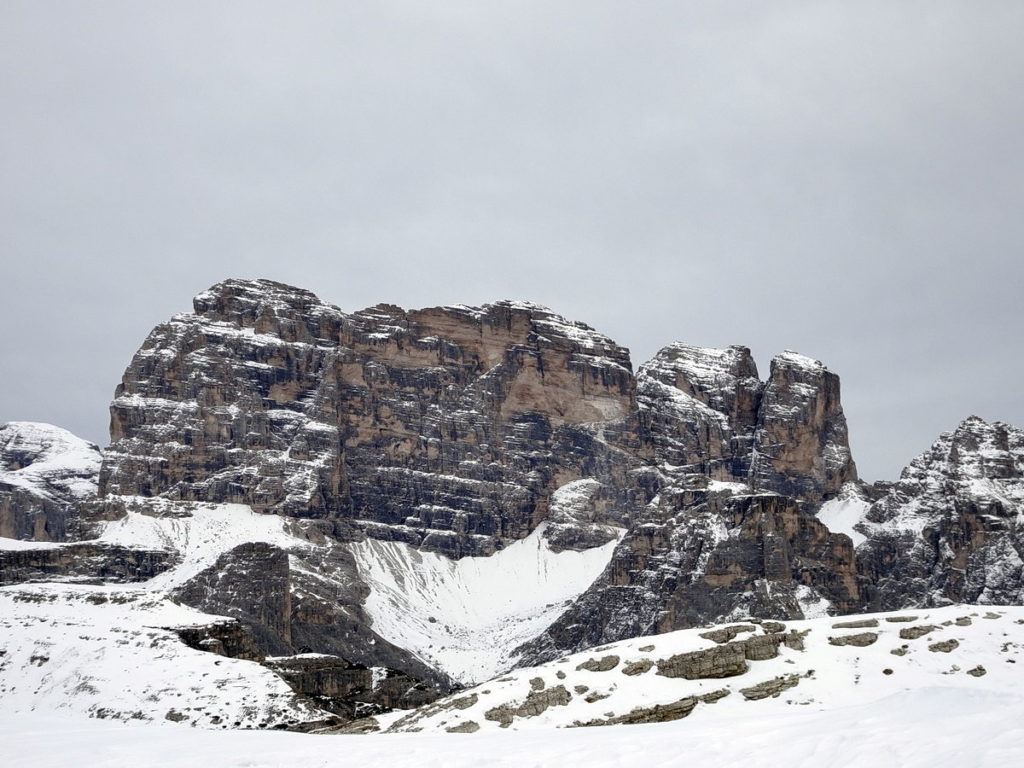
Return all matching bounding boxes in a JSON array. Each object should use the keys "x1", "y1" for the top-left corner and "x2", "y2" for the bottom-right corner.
[
  {"x1": 518, "y1": 488, "x2": 861, "y2": 664},
  {"x1": 265, "y1": 654, "x2": 437, "y2": 719},
  {"x1": 100, "y1": 280, "x2": 645, "y2": 559},
  {"x1": 0, "y1": 422, "x2": 102, "y2": 541},
  {"x1": 171, "y1": 537, "x2": 450, "y2": 692},
  {"x1": 0, "y1": 542, "x2": 174, "y2": 585},
  {"x1": 636, "y1": 345, "x2": 856, "y2": 501},
  {"x1": 857, "y1": 416, "x2": 1024, "y2": 609}
]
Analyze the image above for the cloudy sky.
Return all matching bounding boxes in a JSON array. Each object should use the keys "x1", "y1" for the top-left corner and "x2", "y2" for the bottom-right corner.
[{"x1": 2, "y1": 1, "x2": 1022, "y2": 482}]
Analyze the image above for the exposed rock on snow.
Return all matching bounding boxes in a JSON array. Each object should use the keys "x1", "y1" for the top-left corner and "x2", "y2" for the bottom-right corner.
[{"x1": 384, "y1": 605, "x2": 1024, "y2": 733}]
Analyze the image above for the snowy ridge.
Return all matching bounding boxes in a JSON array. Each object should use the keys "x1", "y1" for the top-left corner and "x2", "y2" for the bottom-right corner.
[
  {"x1": 0, "y1": 422, "x2": 101, "y2": 504},
  {"x1": 95, "y1": 501, "x2": 315, "y2": 590},
  {"x1": 350, "y1": 523, "x2": 623, "y2": 684}
]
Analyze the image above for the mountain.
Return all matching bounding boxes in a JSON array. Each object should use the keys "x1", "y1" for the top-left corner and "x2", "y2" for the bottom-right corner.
[{"x1": 2, "y1": 277, "x2": 1023, "y2": 729}]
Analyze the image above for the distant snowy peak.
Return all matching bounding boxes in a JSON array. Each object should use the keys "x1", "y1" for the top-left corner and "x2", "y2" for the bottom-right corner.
[
  {"x1": 897, "y1": 416, "x2": 1024, "y2": 491},
  {"x1": 0, "y1": 422, "x2": 101, "y2": 541},
  {"x1": 0, "y1": 421, "x2": 101, "y2": 484},
  {"x1": 867, "y1": 416, "x2": 1024, "y2": 528},
  {"x1": 856, "y1": 416, "x2": 1024, "y2": 610}
]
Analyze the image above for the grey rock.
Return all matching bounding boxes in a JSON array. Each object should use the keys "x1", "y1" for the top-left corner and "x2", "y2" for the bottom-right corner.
[
  {"x1": 828, "y1": 632, "x2": 878, "y2": 647},
  {"x1": 572, "y1": 696, "x2": 698, "y2": 727},
  {"x1": 831, "y1": 619, "x2": 879, "y2": 629},
  {"x1": 575, "y1": 655, "x2": 619, "y2": 672},
  {"x1": 621, "y1": 659, "x2": 653, "y2": 676},
  {"x1": 740, "y1": 673, "x2": 802, "y2": 700},
  {"x1": 900, "y1": 625, "x2": 940, "y2": 640},
  {"x1": 484, "y1": 684, "x2": 572, "y2": 728}
]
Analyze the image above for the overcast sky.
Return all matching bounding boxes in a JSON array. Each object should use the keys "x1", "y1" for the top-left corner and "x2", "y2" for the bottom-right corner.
[{"x1": 2, "y1": 1, "x2": 1022, "y2": 482}]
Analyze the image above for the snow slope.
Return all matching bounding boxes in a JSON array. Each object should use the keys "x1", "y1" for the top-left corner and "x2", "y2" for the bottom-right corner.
[
  {"x1": 3, "y1": 684, "x2": 1022, "y2": 768},
  {"x1": 350, "y1": 523, "x2": 622, "y2": 683},
  {"x1": 0, "y1": 584, "x2": 320, "y2": 727},
  {"x1": 386, "y1": 604, "x2": 1024, "y2": 733},
  {"x1": 0, "y1": 501, "x2": 330, "y2": 726}
]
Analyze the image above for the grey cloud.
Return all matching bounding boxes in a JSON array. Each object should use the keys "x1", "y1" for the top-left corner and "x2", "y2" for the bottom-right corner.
[{"x1": 2, "y1": 1, "x2": 1022, "y2": 481}]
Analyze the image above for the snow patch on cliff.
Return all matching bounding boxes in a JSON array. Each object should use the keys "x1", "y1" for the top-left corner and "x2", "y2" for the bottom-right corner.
[
  {"x1": 350, "y1": 523, "x2": 622, "y2": 684},
  {"x1": 817, "y1": 484, "x2": 870, "y2": 547},
  {"x1": 97, "y1": 501, "x2": 313, "y2": 590}
]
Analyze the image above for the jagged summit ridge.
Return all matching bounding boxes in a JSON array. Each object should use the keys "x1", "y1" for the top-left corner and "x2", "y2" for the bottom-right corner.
[{"x1": 856, "y1": 415, "x2": 1024, "y2": 609}]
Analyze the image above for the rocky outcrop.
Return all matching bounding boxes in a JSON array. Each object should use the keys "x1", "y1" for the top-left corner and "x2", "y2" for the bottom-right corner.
[
  {"x1": 0, "y1": 542, "x2": 174, "y2": 585},
  {"x1": 519, "y1": 490, "x2": 861, "y2": 664},
  {"x1": 265, "y1": 655, "x2": 436, "y2": 718},
  {"x1": 636, "y1": 346, "x2": 856, "y2": 502},
  {"x1": 857, "y1": 417, "x2": 1024, "y2": 609},
  {"x1": 0, "y1": 422, "x2": 102, "y2": 541},
  {"x1": 172, "y1": 537, "x2": 453, "y2": 695},
  {"x1": 173, "y1": 620, "x2": 266, "y2": 662}
]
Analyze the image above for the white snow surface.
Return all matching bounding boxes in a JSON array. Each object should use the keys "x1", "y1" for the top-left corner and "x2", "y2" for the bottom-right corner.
[
  {"x1": 0, "y1": 500, "x2": 328, "y2": 727},
  {"x1": 0, "y1": 421, "x2": 101, "y2": 501},
  {"x1": 0, "y1": 584, "x2": 319, "y2": 728},
  {"x1": 350, "y1": 522, "x2": 622, "y2": 684},
  {"x1": 5, "y1": 607, "x2": 1024, "y2": 767},
  {"x1": 816, "y1": 483, "x2": 870, "y2": 547}
]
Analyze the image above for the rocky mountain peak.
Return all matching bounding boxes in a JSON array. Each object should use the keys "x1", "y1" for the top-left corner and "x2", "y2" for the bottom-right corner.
[
  {"x1": 857, "y1": 415, "x2": 1024, "y2": 610},
  {"x1": 749, "y1": 349, "x2": 857, "y2": 501}
]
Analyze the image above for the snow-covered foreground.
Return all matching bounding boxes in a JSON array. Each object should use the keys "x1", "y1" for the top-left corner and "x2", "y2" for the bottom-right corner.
[
  {"x1": 4, "y1": 685, "x2": 1022, "y2": 768},
  {"x1": 350, "y1": 522, "x2": 622, "y2": 683},
  {"x1": 383, "y1": 605, "x2": 1024, "y2": 733}
]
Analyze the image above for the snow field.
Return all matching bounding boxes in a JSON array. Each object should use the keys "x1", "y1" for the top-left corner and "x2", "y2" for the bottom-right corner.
[{"x1": 349, "y1": 522, "x2": 622, "y2": 684}]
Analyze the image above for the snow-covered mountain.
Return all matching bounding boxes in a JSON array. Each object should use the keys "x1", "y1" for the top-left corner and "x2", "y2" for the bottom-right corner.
[{"x1": 2, "y1": 278, "x2": 1024, "y2": 736}]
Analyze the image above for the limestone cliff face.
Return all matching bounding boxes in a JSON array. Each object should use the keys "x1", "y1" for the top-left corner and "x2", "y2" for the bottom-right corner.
[
  {"x1": 100, "y1": 280, "x2": 647, "y2": 558},
  {"x1": 749, "y1": 352, "x2": 857, "y2": 501},
  {"x1": 635, "y1": 345, "x2": 856, "y2": 502},
  {"x1": 636, "y1": 343, "x2": 762, "y2": 480}
]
